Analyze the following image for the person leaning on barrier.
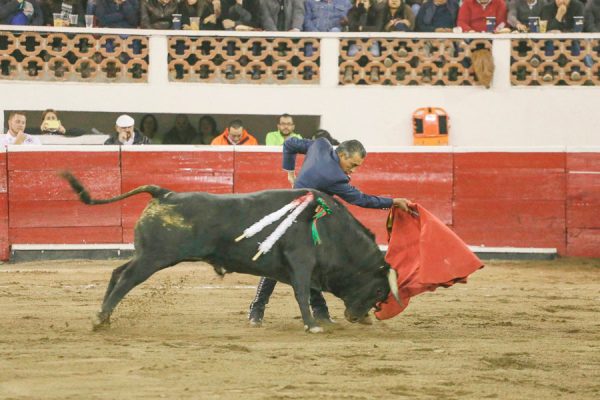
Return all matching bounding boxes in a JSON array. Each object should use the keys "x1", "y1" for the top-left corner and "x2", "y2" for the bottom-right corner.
[
  {"x1": 259, "y1": 0, "x2": 305, "y2": 31},
  {"x1": 95, "y1": 0, "x2": 140, "y2": 28},
  {"x1": 141, "y1": 0, "x2": 178, "y2": 29},
  {"x1": 457, "y1": 0, "x2": 507, "y2": 32},
  {"x1": 415, "y1": 0, "x2": 458, "y2": 32},
  {"x1": 375, "y1": 0, "x2": 416, "y2": 32},
  {"x1": 540, "y1": 0, "x2": 584, "y2": 32},
  {"x1": 41, "y1": 0, "x2": 84, "y2": 26},
  {"x1": 248, "y1": 138, "x2": 411, "y2": 327},
  {"x1": 178, "y1": 0, "x2": 213, "y2": 29},
  {"x1": 507, "y1": 0, "x2": 543, "y2": 32},
  {"x1": 104, "y1": 114, "x2": 151, "y2": 145},
  {"x1": 211, "y1": 119, "x2": 258, "y2": 145},
  {"x1": 0, "y1": 0, "x2": 43, "y2": 25},
  {"x1": 220, "y1": 0, "x2": 259, "y2": 31},
  {"x1": 265, "y1": 114, "x2": 302, "y2": 146},
  {"x1": 304, "y1": 0, "x2": 352, "y2": 32},
  {"x1": 584, "y1": 0, "x2": 600, "y2": 32},
  {"x1": 1, "y1": 111, "x2": 41, "y2": 146}
]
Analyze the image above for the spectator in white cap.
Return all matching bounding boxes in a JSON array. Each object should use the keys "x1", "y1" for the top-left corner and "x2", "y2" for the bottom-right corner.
[{"x1": 104, "y1": 114, "x2": 151, "y2": 145}]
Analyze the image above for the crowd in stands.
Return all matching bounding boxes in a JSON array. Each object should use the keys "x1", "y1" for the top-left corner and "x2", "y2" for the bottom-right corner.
[
  {"x1": 1, "y1": 110, "x2": 339, "y2": 146},
  {"x1": 1, "y1": 0, "x2": 600, "y2": 33}
]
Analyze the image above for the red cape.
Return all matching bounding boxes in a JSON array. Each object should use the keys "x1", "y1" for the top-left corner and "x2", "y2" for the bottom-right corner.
[{"x1": 375, "y1": 204, "x2": 484, "y2": 320}]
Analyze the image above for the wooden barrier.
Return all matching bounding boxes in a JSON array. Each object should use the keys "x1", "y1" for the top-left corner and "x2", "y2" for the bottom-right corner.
[
  {"x1": 0, "y1": 150, "x2": 8, "y2": 260},
  {"x1": 567, "y1": 153, "x2": 600, "y2": 257},
  {"x1": 2, "y1": 147, "x2": 600, "y2": 260},
  {"x1": 348, "y1": 151, "x2": 453, "y2": 243},
  {"x1": 6, "y1": 147, "x2": 122, "y2": 246},
  {"x1": 453, "y1": 152, "x2": 567, "y2": 254},
  {"x1": 120, "y1": 147, "x2": 234, "y2": 242}
]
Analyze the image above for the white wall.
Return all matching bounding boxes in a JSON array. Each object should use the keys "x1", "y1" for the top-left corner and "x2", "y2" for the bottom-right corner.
[{"x1": 1, "y1": 28, "x2": 599, "y2": 148}]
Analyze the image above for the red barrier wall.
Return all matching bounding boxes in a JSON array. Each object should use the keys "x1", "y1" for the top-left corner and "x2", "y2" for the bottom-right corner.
[
  {"x1": 2, "y1": 148, "x2": 599, "y2": 261},
  {"x1": 120, "y1": 148, "x2": 234, "y2": 242},
  {"x1": 0, "y1": 151, "x2": 8, "y2": 260},
  {"x1": 453, "y1": 152, "x2": 567, "y2": 254},
  {"x1": 233, "y1": 151, "x2": 291, "y2": 193},
  {"x1": 567, "y1": 153, "x2": 600, "y2": 257},
  {"x1": 349, "y1": 152, "x2": 453, "y2": 243},
  {"x1": 7, "y1": 149, "x2": 122, "y2": 246}
]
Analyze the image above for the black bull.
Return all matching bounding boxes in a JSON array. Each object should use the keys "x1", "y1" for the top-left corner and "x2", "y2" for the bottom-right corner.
[{"x1": 61, "y1": 172, "x2": 400, "y2": 333}]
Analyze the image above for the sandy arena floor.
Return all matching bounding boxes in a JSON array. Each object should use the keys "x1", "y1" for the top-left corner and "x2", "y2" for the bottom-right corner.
[{"x1": 0, "y1": 258, "x2": 599, "y2": 400}]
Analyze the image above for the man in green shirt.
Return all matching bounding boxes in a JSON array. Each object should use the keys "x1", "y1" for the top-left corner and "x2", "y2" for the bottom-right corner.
[{"x1": 265, "y1": 114, "x2": 302, "y2": 145}]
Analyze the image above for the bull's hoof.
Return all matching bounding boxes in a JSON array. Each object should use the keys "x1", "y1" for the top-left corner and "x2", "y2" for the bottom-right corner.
[
  {"x1": 358, "y1": 314, "x2": 373, "y2": 325},
  {"x1": 249, "y1": 318, "x2": 263, "y2": 328},
  {"x1": 304, "y1": 325, "x2": 324, "y2": 334},
  {"x1": 91, "y1": 312, "x2": 110, "y2": 331}
]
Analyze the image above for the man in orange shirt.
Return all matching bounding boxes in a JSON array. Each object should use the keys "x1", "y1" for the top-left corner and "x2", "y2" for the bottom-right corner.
[{"x1": 211, "y1": 119, "x2": 258, "y2": 146}]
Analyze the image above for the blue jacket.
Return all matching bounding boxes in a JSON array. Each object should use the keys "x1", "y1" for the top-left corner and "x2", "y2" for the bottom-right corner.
[
  {"x1": 283, "y1": 138, "x2": 393, "y2": 209},
  {"x1": 415, "y1": 0, "x2": 458, "y2": 32},
  {"x1": 96, "y1": 0, "x2": 139, "y2": 28},
  {"x1": 303, "y1": 0, "x2": 351, "y2": 32}
]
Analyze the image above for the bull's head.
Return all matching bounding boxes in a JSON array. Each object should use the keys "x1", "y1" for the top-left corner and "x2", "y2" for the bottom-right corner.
[{"x1": 342, "y1": 265, "x2": 400, "y2": 323}]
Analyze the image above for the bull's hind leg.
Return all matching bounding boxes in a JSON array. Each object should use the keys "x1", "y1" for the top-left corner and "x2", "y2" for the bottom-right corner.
[
  {"x1": 93, "y1": 256, "x2": 162, "y2": 330},
  {"x1": 103, "y1": 261, "x2": 130, "y2": 304},
  {"x1": 92, "y1": 261, "x2": 131, "y2": 329}
]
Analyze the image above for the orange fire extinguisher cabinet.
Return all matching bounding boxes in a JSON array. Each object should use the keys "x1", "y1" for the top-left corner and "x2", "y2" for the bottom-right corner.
[{"x1": 413, "y1": 107, "x2": 449, "y2": 146}]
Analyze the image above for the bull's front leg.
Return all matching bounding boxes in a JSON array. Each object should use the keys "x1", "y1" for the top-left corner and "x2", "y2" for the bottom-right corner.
[{"x1": 291, "y1": 274, "x2": 323, "y2": 333}]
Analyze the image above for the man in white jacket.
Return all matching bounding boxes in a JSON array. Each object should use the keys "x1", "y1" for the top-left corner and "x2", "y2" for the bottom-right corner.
[{"x1": 1, "y1": 111, "x2": 41, "y2": 147}]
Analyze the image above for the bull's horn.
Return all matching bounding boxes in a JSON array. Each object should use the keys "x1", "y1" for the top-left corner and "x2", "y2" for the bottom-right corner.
[{"x1": 387, "y1": 269, "x2": 402, "y2": 306}]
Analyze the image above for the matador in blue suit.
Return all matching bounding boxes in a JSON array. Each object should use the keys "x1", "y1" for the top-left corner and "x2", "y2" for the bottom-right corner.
[{"x1": 248, "y1": 137, "x2": 410, "y2": 327}]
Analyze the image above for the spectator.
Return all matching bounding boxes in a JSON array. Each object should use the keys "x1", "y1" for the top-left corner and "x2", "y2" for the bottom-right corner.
[
  {"x1": 28, "y1": 109, "x2": 85, "y2": 136},
  {"x1": 179, "y1": 0, "x2": 213, "y2": 29},
  {"x1": 375, "y1": 0, "x2": 416, "y2": 32},
  {"x1": 585, "y1": 0, "x2": 600, "y2": 32},
  {"x1": 347, "y1": 0, "x2": 378, "y2": 32},
  {"x1": 540, "y1": 0, "x2": 584, "y2": 32},
  {"x1": 139, "y1": 114, "x2": 160, "y2": 143},
  {"x1": 265, "y1": 114, "x2": 302, "y2": 145},
  {"x1": 407, "y1": 0, "x2": 422, "y2": 16},
  {"x1": 140, "y1": 0, "x2": 178, "y2": 29},
  {"x1": 312, "y1": 129, "x2": 339, "y2": 145},
  {"x1": 211, "y1": 119, "x2": 258, "y2": 145},
  {"x1": 457, "y1": 0, "x2": 507, "y2": 32},
  {"x1": 1, "y1": 0, "x2": 44, "y2": 25},
  {"x1": 41, "y1": 0, "x2": 84, "y2": 26},
  {"x1": 259, "y1": 0, "x2": 304, "y2": 31},
  {"x1": 95, "y1": 0, "x2": 139, "y2": 28},
  {"x1": 415, "y1": 0, "x2": 458, "y2": 32},
  {"x1": 162, "y1": 114, "x2": 201, "y2": 144},
  {"x1": 200, "y1": 0, "x2": 221, "y2": 29},
  {"x1": 104, "y1": 114, "x2": 151, "y2": 145},
  {"x1": 1, "y1": 111, "x2": 41, "y2": 146},
  {"x1": 198, "y1": 115, "x2": 219, "y2": 144},
  {"x1": 220, "y1": 0, "x2": 259, "y2": 30},
  {"x1": 303, "y1": 0, "x2": 352, "y2": 32},
  {"x1": 507, "y1": 0, "x2": 543, "y2": 31}
]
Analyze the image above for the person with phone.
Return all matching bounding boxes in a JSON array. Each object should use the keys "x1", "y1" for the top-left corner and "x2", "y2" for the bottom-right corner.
[{"x1": 40, "y1": 109, "x2": 66, "y2": 135}]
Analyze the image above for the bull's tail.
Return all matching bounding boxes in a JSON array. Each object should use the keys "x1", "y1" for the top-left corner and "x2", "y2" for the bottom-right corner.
[{"x1": 60, "y1": 171, "x2": 171, "y2": 205}]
